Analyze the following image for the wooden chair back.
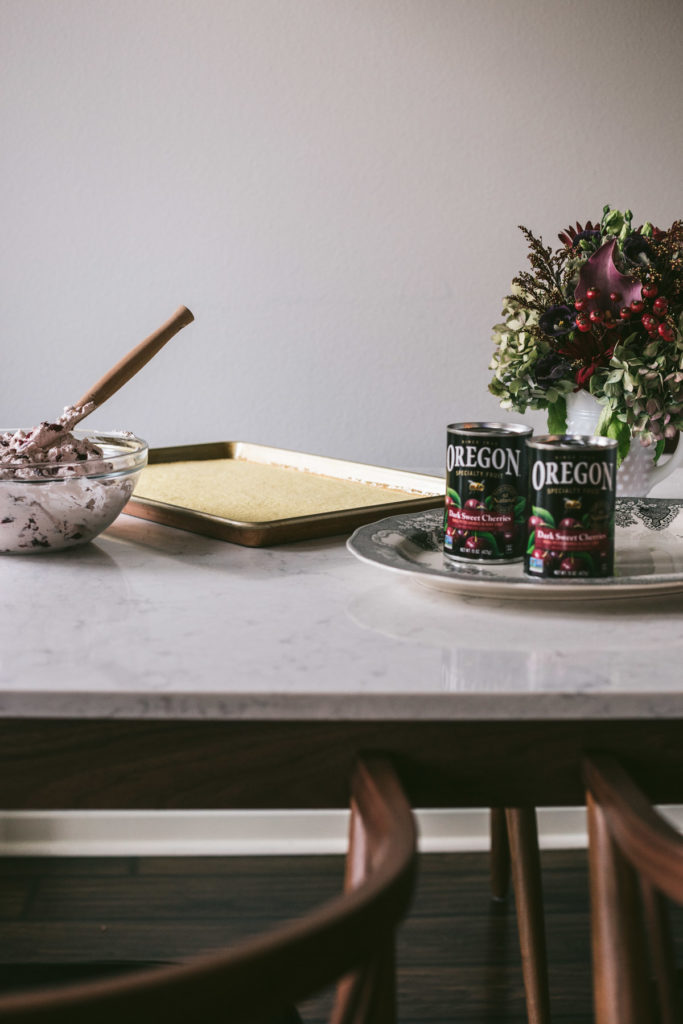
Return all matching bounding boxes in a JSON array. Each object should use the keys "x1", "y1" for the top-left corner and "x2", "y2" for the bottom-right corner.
[
  {"x1": 0, "y1": 756, "x2": 417, "y2": 1024},
  {"x1": 583, "y1": 752, "x2": 683, "y2": 1024}
]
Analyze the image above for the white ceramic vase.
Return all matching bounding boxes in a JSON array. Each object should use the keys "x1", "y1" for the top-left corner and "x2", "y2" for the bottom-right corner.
[{"x1": 564, "y1": 390, "x2": 683, "y2": 497}]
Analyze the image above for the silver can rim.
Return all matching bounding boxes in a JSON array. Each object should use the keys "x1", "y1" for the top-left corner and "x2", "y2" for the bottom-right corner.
[
  {"x1": 447, "y1": 421, "x2": 533, "y2": 438},
  {"x1": 527, "y1": 434, "x2": 617, "y2": 451}
]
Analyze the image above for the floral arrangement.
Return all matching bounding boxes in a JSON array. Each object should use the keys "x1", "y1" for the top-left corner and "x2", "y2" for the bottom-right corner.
[{"x1": 489, "y1": 206, "x2": 683, "y2": 460}]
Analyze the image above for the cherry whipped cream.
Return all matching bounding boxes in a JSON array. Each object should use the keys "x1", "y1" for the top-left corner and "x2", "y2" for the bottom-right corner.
[
  {"x1": 0, "y1": 407, "x2": 141, "y2": 552},
  {"x1": 0, "y1": 404, "x2": 108, "y2": 479}
]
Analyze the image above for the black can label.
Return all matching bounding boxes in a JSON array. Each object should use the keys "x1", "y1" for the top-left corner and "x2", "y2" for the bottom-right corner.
[
  {"x1": 444, "y1": 424, "x2": 531, "y2": 562},
  {"x1": 525, "y1": 440, "x2": 616, "y2": 579}
]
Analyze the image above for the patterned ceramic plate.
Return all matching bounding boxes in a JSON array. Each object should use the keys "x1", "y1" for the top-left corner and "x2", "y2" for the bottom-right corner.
[{"x1": 347, "y1": 499, "x2": 683, "y2": 600}]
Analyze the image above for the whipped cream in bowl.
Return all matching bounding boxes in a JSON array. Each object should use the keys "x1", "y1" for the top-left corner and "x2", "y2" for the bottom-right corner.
[{"x1": 0, "y1": 420, "x2": 148, "y2": 553}]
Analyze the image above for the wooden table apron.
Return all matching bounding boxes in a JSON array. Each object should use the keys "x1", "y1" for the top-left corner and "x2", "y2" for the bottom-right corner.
[{"x1": 1, "y1": 717, "x2": 682, "y2": 811}]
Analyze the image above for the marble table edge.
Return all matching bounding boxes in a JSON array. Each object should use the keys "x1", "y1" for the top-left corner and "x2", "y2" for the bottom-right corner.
[{"x1": 0, "y1": 690, "x2": 681, "y2": 721}]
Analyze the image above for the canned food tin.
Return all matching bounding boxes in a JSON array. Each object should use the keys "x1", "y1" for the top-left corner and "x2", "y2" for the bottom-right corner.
[
  {"x1": 444, "y1": 422, "x2": 532, "y2": 563},
  {"x1": 525, "y1": 435, "x2": 617, "y2": 579}
]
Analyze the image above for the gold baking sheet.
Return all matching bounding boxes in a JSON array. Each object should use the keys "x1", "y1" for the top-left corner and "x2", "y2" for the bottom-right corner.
[{"x1": 124, "y1": 441, "x2": 444, "y2": 546}]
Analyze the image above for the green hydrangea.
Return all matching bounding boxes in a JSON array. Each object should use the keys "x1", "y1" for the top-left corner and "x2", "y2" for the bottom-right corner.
[
  {"x1": 590, "y1": 322, "x2": 683, "y2": 446},
  {"x1": 489, "y1": 290, "x2": 573, "y2": 413}
]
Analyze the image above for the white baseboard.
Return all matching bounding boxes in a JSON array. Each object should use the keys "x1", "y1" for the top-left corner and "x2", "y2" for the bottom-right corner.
[{"x1": 2, "y1": 807, "x2": 681, "y2": 858}]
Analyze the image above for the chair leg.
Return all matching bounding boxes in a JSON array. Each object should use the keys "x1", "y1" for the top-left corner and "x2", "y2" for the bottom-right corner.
[
  {"x1": 332, "y1": 784, "x2": 399, "y2": 1024},
  {"x1": 640, "y1": 880, "x2": 680, "y2": 1024},
  {"x1": 490, "y1": 807, "x2": 511, "y2": 901},
  {"x1": 506, "y1": 807, "x2": 551, "y2": 1024},
  {"x1": 586, "y1": 791, "x2": 654, "y2": 1024}
]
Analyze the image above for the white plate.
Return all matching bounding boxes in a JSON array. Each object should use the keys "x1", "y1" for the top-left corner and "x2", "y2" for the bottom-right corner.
[{"x1": 347, "y1": 499, "x2": 683, "y2": 600}]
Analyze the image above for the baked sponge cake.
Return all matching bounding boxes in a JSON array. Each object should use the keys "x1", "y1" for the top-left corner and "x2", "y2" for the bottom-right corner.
[{"x1": 135, "y1": 457, "x2": 420, "y2": 522}]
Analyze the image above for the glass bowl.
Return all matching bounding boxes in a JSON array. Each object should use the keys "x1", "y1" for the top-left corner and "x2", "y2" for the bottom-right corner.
[{"x1": 0, "y1": 430, "x2": 148, "y2": 553}]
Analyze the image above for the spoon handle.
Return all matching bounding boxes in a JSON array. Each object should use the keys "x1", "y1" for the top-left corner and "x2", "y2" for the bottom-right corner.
[{"x1": 72, "y1": 305, "x2": 194, "y2": 420}]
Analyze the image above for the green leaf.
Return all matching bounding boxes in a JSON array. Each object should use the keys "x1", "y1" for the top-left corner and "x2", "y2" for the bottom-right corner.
[
  {"x1": 447, "y1": 487, "x2": 461, "y2": 507},
  {"x1": 527, "y1": 532, "x2": 537, "y2": 554},
  {"x1": 654, "y1": 439, "x2": 665, "y2": 464},
  {"x1": 605, "y1": 417, "x2": 631, "y2": 465},
  {"x1": 546, "y1": 397, "x2": 567, "y2": 435},
  {"x1": 532, "y1": 506, "x2": 556, "y2": 527},
  {"x1": 613, "y1": 332, "x2": 638, "y2": 356},
  {"x1": 595, "y1": 405, "x2": 613, "y2": 436}
]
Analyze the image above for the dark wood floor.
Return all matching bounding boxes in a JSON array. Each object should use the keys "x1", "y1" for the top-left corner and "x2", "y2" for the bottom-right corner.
[{"x1": 0, "y1": 848, "x2": 681, "y2": 1022}]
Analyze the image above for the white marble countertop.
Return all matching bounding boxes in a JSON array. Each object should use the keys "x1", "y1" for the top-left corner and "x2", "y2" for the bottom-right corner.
[{"x1": 2, "y1": 504, "x2": 683, "y2": 722}]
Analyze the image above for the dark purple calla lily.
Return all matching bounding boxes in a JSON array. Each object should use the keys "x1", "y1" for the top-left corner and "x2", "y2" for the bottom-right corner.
[
  {"x1": 574, "y1": 238, "x2": 643, "y2": 313},
  {"x1": 539, "y1": 304, "x2": 576, "y2": 337}
]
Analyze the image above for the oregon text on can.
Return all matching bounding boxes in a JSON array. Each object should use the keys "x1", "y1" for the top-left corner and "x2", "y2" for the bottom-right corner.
[
  {"x1": 530, "y1": 459, "x2": 615, "y2": 491},
  {"x1": 446, "y1": 444, "x2": 521, "y2": 475}
]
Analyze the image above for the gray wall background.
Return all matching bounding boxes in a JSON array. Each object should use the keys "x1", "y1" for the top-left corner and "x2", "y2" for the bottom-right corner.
[{"x1": 3, "y1": 0, "x2": 683, "y2": 469}]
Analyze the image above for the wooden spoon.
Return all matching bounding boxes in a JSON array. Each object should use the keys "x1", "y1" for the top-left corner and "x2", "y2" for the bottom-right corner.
[{"x1": 69, "y1": 305, "x2": 194, "y2": 426}]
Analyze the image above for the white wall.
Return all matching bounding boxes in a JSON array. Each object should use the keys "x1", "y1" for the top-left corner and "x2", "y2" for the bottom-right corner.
[{"x1": 3, "y1": 0, "x2": 683, "y2": 469}]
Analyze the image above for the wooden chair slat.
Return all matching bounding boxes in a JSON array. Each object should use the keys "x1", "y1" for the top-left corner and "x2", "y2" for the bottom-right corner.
[
  {"x1": 584, "y1": 753, "x2": 683, "y2": 1024},
  {"x1": 0, "y1": 755, "x2": 417, "y2": 1024}
]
